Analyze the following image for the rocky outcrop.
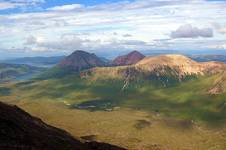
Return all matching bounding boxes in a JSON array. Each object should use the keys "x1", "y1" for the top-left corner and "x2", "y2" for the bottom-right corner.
[{"x1": 0, "y1": 101, "x2": 125, "y2": 150}]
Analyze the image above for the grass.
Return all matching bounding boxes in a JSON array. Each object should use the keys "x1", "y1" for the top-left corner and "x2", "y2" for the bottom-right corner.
[
  {"x1": 1, "y1": 72, "x2": 226, "y2": 149},
  {"x1": 1, "y1": 72, "x2": 226, "y2": 125},
  {"x1": 4, "y1": 99, "x2": 226, "y2": 150}
]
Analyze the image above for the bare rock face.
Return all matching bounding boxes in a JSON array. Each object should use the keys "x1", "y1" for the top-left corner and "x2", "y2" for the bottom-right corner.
[
  {"x1": 112, "y1": 51, "x2": 145, "y2": 66},
  {"x1": 59, "y1": 50, "x2": 106, "y2": 72},
  {"x1": 0, "y1": 101, "x2": 125, "y2": 150}
]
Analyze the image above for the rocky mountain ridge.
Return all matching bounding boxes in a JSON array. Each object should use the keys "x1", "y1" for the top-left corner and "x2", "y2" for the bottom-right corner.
[{"x1": 82, "y1": 54, "x2": 226, "y2": 81}]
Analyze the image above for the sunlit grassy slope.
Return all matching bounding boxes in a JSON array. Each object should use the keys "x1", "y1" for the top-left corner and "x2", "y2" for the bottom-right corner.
[
  {"x1": 1, "y1": 71, "x2": 226, "y2": 125},
  {"x1": 6, "y1": 100, "x2": 226, "y2": 150}
]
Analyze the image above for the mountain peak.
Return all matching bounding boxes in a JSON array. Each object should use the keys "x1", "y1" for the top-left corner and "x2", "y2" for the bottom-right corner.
[
  {"x1": 112, "y1": 51, "x2": 145, "y2": 66},
  {"x1": 136, "y1": 54, "x2": 226, "y2": 76},
  {"x1": 58, "y1": 50, "x2": 105, "y2": 72},
  {"x1": 71, "y1": 50, "x2": 94, "y2": 55},
  {"x1": 136, "y1": 54, "x2": 198, "y2": 68},
  {"x1": 136, "y1": 54, "x2": 203, "y2": 76},
  {"x1": 129, "y1": 50, "x2": 142, "y2": 55}
]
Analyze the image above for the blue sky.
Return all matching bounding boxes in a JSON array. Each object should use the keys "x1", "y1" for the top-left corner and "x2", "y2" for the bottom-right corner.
[
  {"x1": 0, "y1": 0, "x2": 226, "y2": 58},
  {"x1": 0, "y1": 0, "x2": 129, "y2": 14},
  {"x1": 43, "y1": 0, "x2": 129, "y2": 7}
]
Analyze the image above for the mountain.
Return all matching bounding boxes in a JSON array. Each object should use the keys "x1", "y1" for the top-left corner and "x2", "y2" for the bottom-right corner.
[
  {"x1": 81, "y1": 54, "x2": 226, "y2": 86},
  {"x1": 0, "y1": 63, "x2": 45, "y2": 82},
  {"x1": 1, "y1": 56, "x2": 65, "y2": 68},
  {"x1": 37, "y1": 50, "x2": 107, "y2": 79},
  {"x1": 59, "y1": 50, "x2": 106, "y2": 72},
  {"x1": 2, "y1": 53, "x2": 226, "y2": 132},
  {"x1": 38, "y1": 52, "x2": 226, "y2": 88},
  {"x1": 135, "y1": 54, "x2": 226, "y2": 76},
  {"x1": 0, "y1": 101, "x2": 125, "y2": 150},
  {"x1": 112, "y1": 51, "x2": 145, "y2": 66},
  {"x1": 6, "y1": 55, "x2": 226, "y2": 125}
]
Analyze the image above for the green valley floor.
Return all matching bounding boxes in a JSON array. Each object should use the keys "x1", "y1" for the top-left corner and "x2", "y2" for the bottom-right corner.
[{"x1": 1, "y1": 74, "x2": 226, "y2": 149}]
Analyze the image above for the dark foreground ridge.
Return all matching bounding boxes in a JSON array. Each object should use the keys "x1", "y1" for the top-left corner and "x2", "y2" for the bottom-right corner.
[{"x1": 0, "y1": 101, "x2": 125, "y2": 150}]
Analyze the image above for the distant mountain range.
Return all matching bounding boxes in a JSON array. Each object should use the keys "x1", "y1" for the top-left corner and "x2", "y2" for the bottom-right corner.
[
  {"x1": 2, "y1": 50, "x2": 226, "y2": 94},
  {"x1": 1, "y1": 56, "x2": 65, "y2": 67},
  {"x1": 54, "y1": 50, "x2": 225, "y2": 82},
  {"x1": 35, "y1": 50, "x2": 226, "y2": 95},
  {"x1": 189, "y1": 55, "x2": 226, "y2": 63},
  {"x1": 1, "y1": 51, "x2": 226, "y2": 68}
]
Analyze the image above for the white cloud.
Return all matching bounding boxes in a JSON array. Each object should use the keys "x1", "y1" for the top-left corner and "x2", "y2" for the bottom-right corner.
[
  {"x1": 221, "y1": 44, "x2": 226, "y2": 49},
  {"x1": 212, "y1": 23, "x2": 226, "y2": 34},
  {"x1": 0, "y1": 2, "x2": 16, "y2": 10},
  {"x1": 47, "y1": 4, "x2": 83, "y2": 11},
  {"x1": 123, "y1": 34, "x2": 132, "y2": 37},
  {"x1": 170, "y1": 24, "x2": 213, "y2": 38},
  {"x1": 0, "y1": 0, "x2": 45, "y2": 10},
  {"x1": 0, "y1": 0, "x2": 226, "y2": 55},
  {"x1": 25, "y1": 35, "x2": 38, "y2": 45},
  {"x1": 210, "y1": 44, "x2": 226, "y2": 50}
]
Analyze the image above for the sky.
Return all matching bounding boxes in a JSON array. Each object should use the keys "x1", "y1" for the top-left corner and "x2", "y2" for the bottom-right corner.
[{"x1": 0, "y1": 0, "x2": 226, "y2": 58}]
